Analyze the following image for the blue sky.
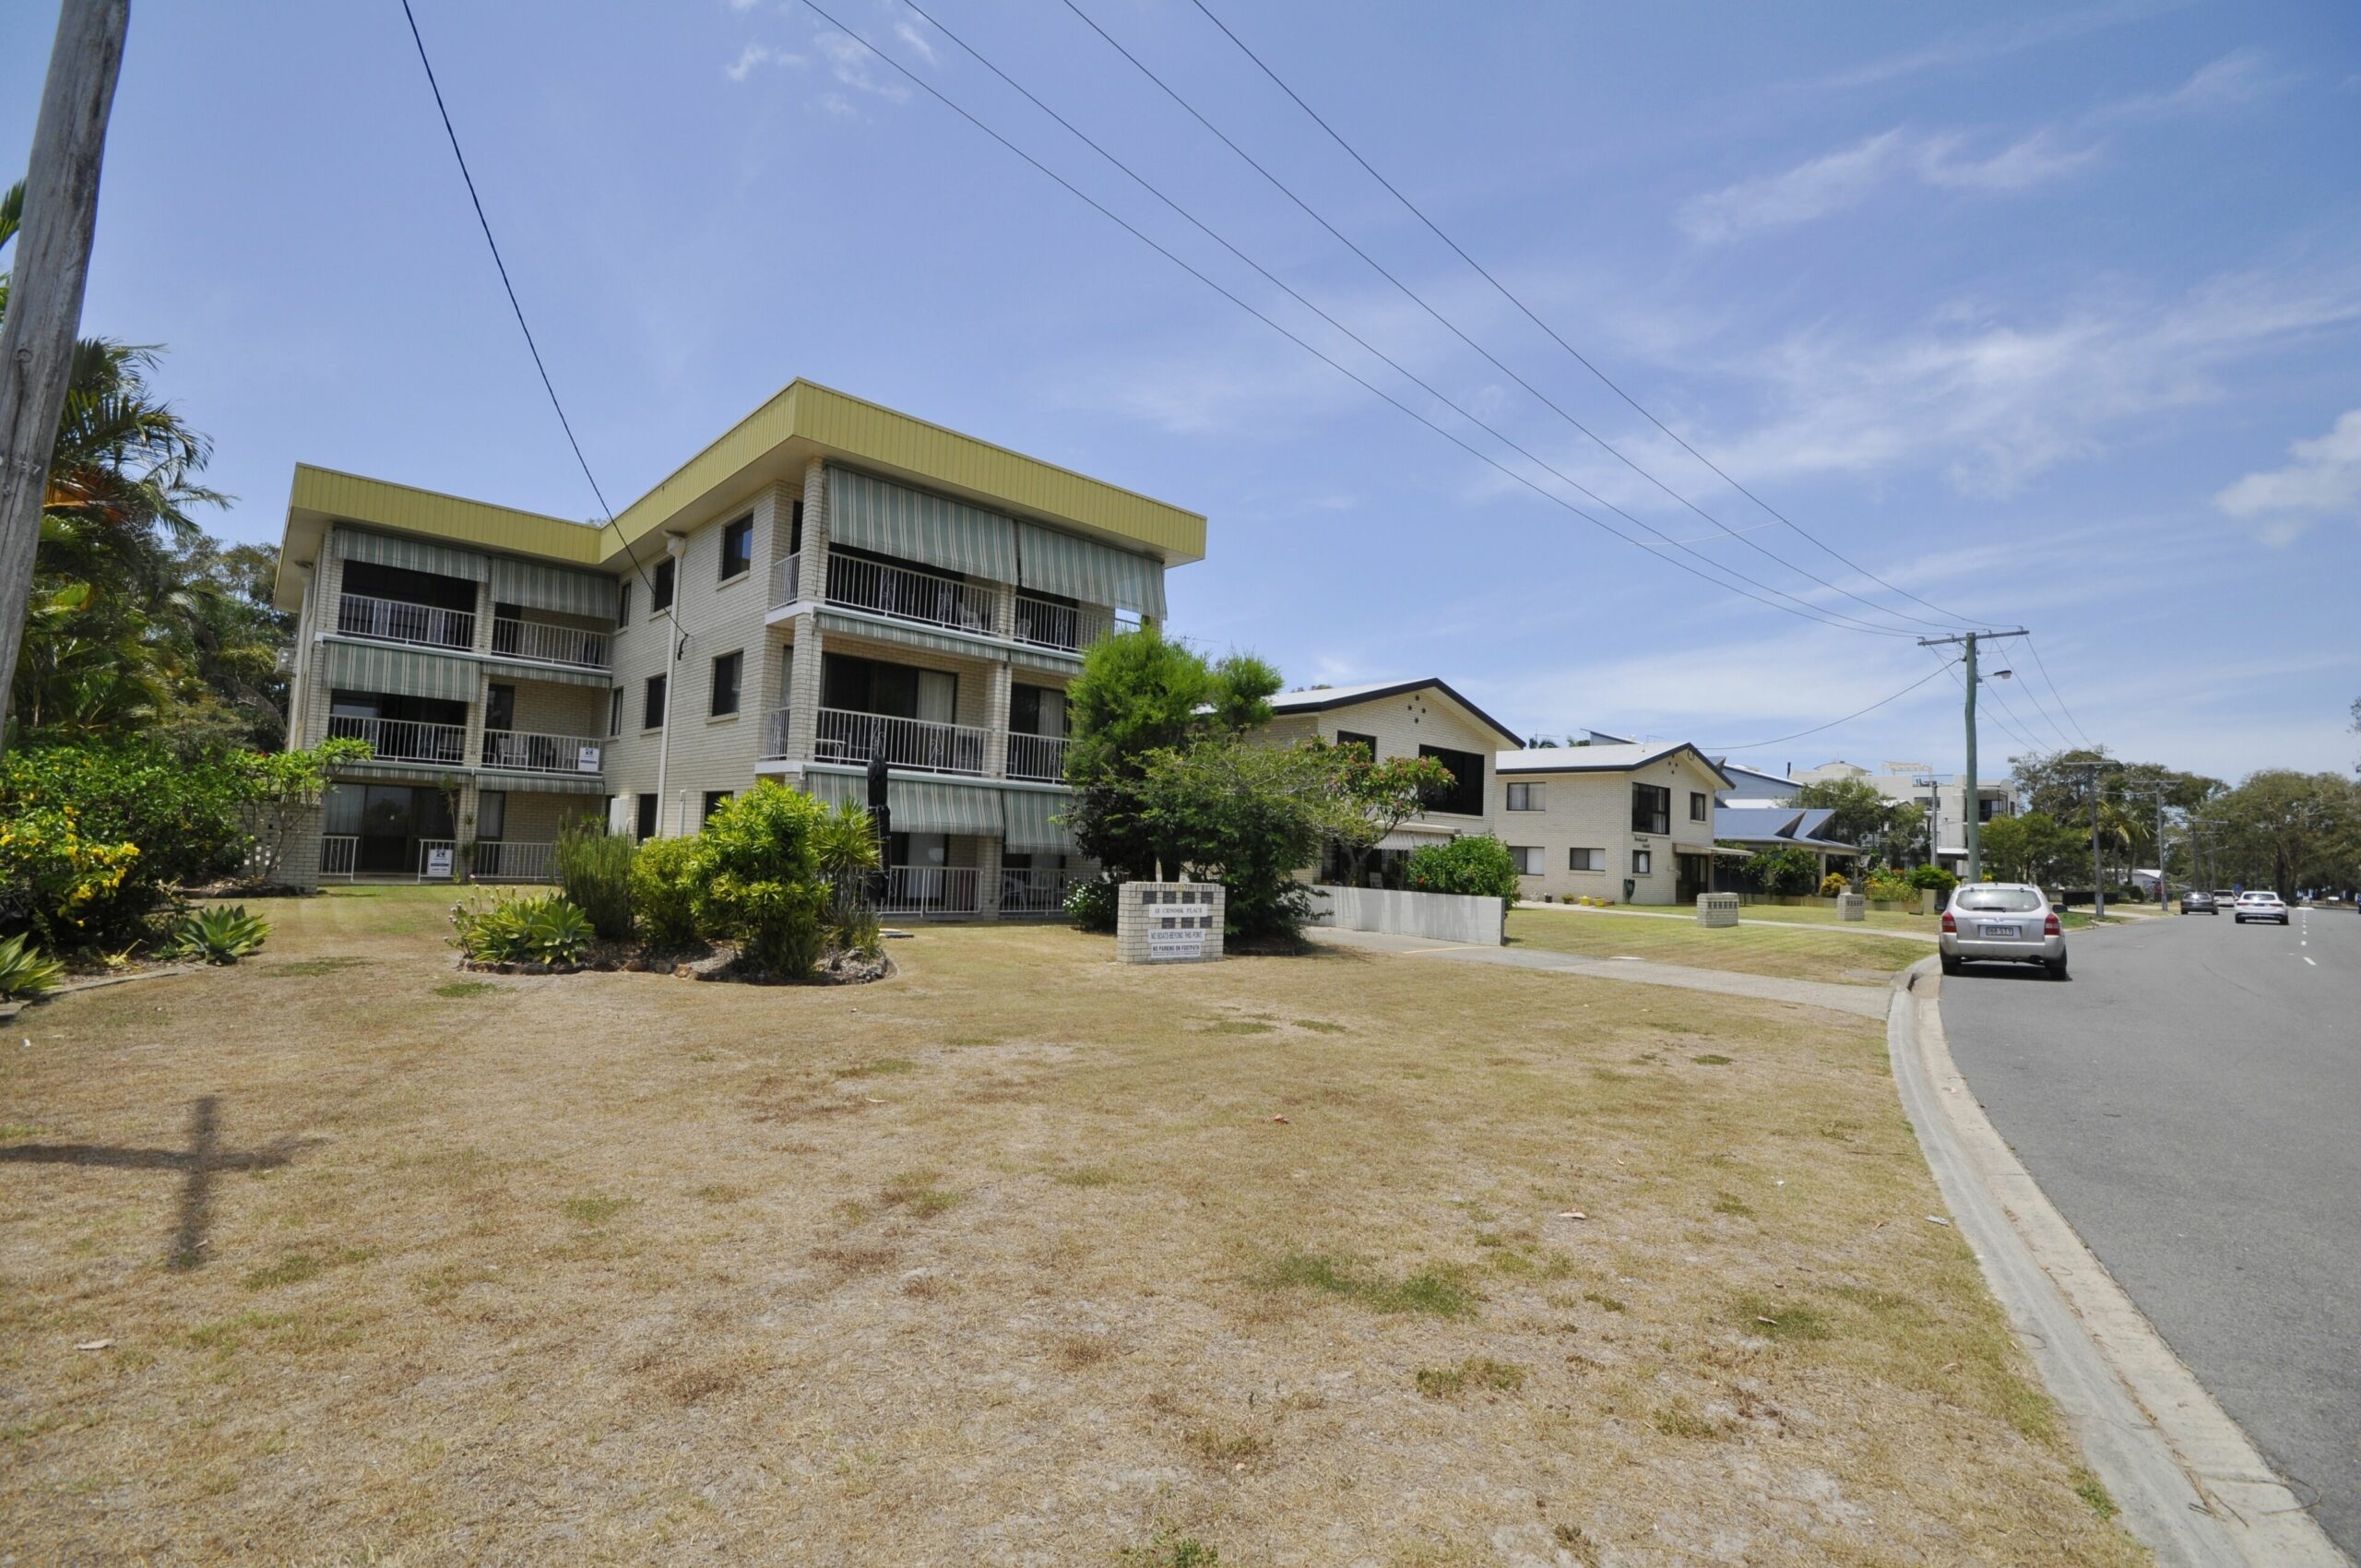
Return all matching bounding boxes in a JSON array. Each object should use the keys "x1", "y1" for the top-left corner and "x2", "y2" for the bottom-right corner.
[{"x1": 6, "y1": 0, "x2": 2357, "y2": 783}]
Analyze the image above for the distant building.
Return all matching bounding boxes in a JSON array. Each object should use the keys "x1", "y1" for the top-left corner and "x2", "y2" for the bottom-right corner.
[{"x1": 1791, "y1": 760, "x2": 2020, "y2": 873}]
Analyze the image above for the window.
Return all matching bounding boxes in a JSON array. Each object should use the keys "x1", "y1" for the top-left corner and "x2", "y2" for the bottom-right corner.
[
  {"x1": 1570, "y1": 847, "x2": 1604, "y2": 872},
  {"x1": 1011, "y1": 683, "x2": 1066, "y2": 738},
  {"x1": 1418, "y1": 744, "x2": 1486, "y2": 817},
  {"x1": 485, "y1": 683, "x2": 516, "y2": 734},
  {"x1": 789, "y1": 499, "x2": 804, "y2": 555},
  {"x1": 1335, "y1": 729, "x2": 1378, "y2": 759},
  {"x1": 476, "y1": 790, "x2": 505, "y2": 841},
  {"x1": 617, "y1": 580, "x2": 631, "y2": 624},
  {"x1": 702, "y1": 790, "x2": 731, "y2": 825},
  {"x1": 1510, "y1": 845, "x2": 1544, "y2": 875},
  {"x1": 822, "y1": 653, "x2": 955, "y2": 721},
  {"x1": 1690, "y1": 790, "x2": 1708, "y2": 822},
  {"x1": 719, "y1": 515, "x2": 753, "y2": 582},
  {"x1": 650, "y1": 557, "x2": 674, "y2": 613},
  {"x1": 1631, "y1": 849, "x2": 1654, "y2": 876},
  {"x1": 643, "y1": 673, "x2": 667, "y2": 731},
  {"x1": 710, "y1": 650, "x2": 742, "y2": 717},
  {"x1": 608, "y1": 686, "x2": 624, "y2": 738},
  {"x1": 1631, "y1": 782, "x2": 1670, "y2": 836},
  {"x1": 635, "y1": 793, "x2": 658, "y2": 842},
  {"x1": 1506, "y1": 782, "x2": 1545, "y2": 812}
]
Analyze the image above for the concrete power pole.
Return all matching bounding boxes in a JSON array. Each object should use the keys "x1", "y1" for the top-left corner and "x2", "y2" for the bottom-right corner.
[
  {"x1": 0, "y1": 0, "x2": 132, "y2": 757},
  {"x1": 1918, "y1": 628, "x2": 2026, "y2": 884}
]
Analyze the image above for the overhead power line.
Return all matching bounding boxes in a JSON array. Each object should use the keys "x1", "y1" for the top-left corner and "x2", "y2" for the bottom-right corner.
[
  {"x1": 1180, "y1": 0, "x2": 1995, "y2": 632},
  {"x1": 1702, "y1": 661, "x2": 1952, "y2": 753},
  {"x1": 1056, "y1": 0, "x2": 1967, "y2": 637},
  {"x1": 2026, "y1": 635, "x2": 2097, "y2": 748},
  {"x1": 890, "y1": 0, "x2": 1925, "y2": 639}
]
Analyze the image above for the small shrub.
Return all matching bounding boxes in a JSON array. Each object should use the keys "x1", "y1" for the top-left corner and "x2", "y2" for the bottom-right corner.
[
  {"x1": 553, "y1": 822, "x2": 635, "y2": 941},
  {"x1": 811, "y1": 801, "x2": 884, "y2": 954},
  {"x1": 1404, "y1": 834, "x2": 1522, "y2": 904},
  {"x1": 1906, "y1": 863, "x2": 1960, "y2": 894},
  {"x1": 0, "y1": 804, "x2": 142, "y2": 950},
  {"x1": 629, "y1": 834, "x2": 702, "y2": 950},
  {"x1": 0, "y1": 933, "x2": 65, "y2": 999},
  {"x1": 449, "y1": 891, "x2": 593, "y2": 966},
  {"x1": 1743, "y1": 844, "x2": 1820, "y2": 896},
  {"x1": 1065, "y1": 874, "x2": 1118, "y2": 932},
  {"x1": 164, "y1": 905, "x2": 270, "y2": 965},
  {"x1": 1818, "y1": 872, "x2": 1849, "y2": 897},
  {"x1": 693, "y1": 782, "x2": 828, "y2": 976},
  {"x1": 1865, "y1": 873, "x2": 1915, "y2": 902}
]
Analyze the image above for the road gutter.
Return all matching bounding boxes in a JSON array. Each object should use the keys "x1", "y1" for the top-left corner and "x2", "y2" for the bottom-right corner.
[{"x1": 1887, "y1": 956, "x2": 2346, "y2": 1567}]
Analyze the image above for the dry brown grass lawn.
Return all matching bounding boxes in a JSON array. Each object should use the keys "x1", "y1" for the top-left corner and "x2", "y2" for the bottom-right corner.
[
  {"x1": 0, "y1": 887, "x2": 2142, "y2": 1566},
  {"x1": 1507, "y1": 908, "x2": 1921, "y2": 987}
]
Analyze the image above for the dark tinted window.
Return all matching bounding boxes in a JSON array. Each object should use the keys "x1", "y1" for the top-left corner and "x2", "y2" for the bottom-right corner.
[
  {"x1": 710, "y1": 651, "x2": 742, "y2": 717},
  {"x1": 1631, "y1": 783, "x2": 1670, "y2": 835},
  {"x1": 650, "y1": 558, "x2": 674, "y2": 612},
  {"x1": 643, "y1": 673, "x2": 667, "y2": 730},
  {"x1": 1418, "y1": 745, "x2": 1485, "y2": 816},
  {"x1": 1336, "y1": 730, "x2": 1378, "y2": 759},
  {"x1": 635, "y1": 793, "x2": 658, "y2": 842},
  {"x1": 719, "y1": 516, "x2": 753, "y2": 581}
]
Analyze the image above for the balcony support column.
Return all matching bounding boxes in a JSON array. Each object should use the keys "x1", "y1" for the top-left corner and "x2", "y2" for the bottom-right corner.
[
  {"x1": 783, "y1": 614, "x2": 824, "y2": 763},
  {"x1": 986, "y1": 658, "x2": 1011, "y2": 780},
  {"x1": 976, "y1": 836, "x2": 1003, "y2": 921},
  {"x1": 800, "y1": 457, "x2": 830, "y2": 610},
  {"x1": 461, "y1": 669, "x2": 490, "y2": 776}
]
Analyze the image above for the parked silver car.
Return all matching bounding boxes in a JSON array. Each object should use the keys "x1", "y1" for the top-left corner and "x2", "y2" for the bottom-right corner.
[{"x1": 1940, "y1": 883, "x2": 2068, "y2": 980}]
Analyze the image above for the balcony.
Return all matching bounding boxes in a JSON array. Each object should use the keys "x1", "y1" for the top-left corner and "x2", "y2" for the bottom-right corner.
[
  {"x1": 473, "y1": 840, "x2": 556, "y2": 882},
  {"x1": 882, "y1": 865, "x2": 981, "y2": 917},
  {"x1": 813, "y1": 707, "x2": 988, "y2": 777},
  {"x1": 1004, "y1": 731, "x2": 1069, "y2": 783},
  {"x1": 480, "y1": 728, "x2": 605, "y2": 776},
  {"x1": 1012, "y1": 593, "x2": 1112, "y2": 654},
  {"x1": 491, "y1": 617, "x2": 609, "y2": 671},
  {"x1": 770, "y1": 550, "x2": 999, "y2": 637},
  {"x1": 338, "y1": 592, "x2": 474, "y2": 652},
  {"x1": 999, "y1": 866, "x2": 1077, "y2": 916},
  {"x1": 327, "y1": 713, "x2": 467, "y2": 765}
]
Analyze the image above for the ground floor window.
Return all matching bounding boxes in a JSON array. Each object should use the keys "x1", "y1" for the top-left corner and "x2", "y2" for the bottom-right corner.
[
  {"x1": 1631, "y1": 849, "x2": 1654, "y2": 875},
  {"x1": 1509, "y1": 845, "x2": 1544, "y2": 875},
  {"x1": 476, "y1": 790, "x2": 505, "y2": 841},
  {"x1": 1570, "y1": 847, "x2": 1604, "y2": 872},
  {"x1": 324, "y1": 783, "x2": 456, "y2": 875},
  {"x1": 635, "y1": 793, "x2": 658, "y2": 842},
  {"x1": 1319, "y1": 841, "x2": 1414, "y2": 888},
  {"x1": 702, "y1": 790, "x2": 730, "y2": 825}
]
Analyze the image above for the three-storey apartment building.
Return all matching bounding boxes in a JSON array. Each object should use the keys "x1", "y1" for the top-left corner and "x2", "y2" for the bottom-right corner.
[{"x1": 273, "y1": 381, "x2": 1205, "y2": 916}]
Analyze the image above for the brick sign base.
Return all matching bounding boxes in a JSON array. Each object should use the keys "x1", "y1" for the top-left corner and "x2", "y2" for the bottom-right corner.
[{"x1": 1116, "y1": 881, "x2": 1226, "y2": 964}]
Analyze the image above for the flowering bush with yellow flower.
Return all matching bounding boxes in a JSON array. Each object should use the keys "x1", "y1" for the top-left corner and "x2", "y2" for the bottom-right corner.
[{"x1": 0, "y1": 805, "x2": 143, "y2": 948}]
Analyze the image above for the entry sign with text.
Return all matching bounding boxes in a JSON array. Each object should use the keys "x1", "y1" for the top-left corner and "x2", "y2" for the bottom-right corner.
[
  {"x1": 424, "y1": 847, "x2": 456, "y2": 880},
  {"x1": 576, "y1": 742, "x2": 601, "y2": 773},
  {"x1": 1144, "y1": 886, "x2": 1215, "y2": 962}
]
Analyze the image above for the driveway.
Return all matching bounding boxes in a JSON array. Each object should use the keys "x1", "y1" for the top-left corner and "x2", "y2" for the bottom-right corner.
[{"x1": 1940, "y1": 905, "x2": 2361, "y2": 1554}]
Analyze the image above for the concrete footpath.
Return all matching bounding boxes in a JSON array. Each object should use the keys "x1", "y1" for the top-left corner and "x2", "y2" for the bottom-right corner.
[{"x1": 1308, "y1": 926, "x2": 1891, "y2": 1017}]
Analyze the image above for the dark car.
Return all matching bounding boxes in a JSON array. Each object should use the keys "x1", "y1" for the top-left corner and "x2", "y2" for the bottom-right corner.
[{"x1": 2179, "y1": 889, "x2": 2218, "y2": 915}]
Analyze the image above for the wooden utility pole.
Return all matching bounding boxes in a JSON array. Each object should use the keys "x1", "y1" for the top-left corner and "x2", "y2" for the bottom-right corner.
[
  {"x1": 1917, "y1": 628, "x2": 2026, "y2": 883},
  {"x1": 0, "y1": 0, "x2": 131, "y2": 756}
]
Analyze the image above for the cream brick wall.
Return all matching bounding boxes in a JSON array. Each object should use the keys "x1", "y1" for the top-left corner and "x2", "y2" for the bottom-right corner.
[
  {"x1": 1260, "y1": 688, "x2": 1512, "y2": 837},
  {"x1": 1494, "y1": 752, "x2": 1726, "y2": 906}
]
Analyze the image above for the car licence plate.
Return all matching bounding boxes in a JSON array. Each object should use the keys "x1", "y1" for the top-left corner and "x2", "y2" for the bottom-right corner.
[{"x1": 1983, "y1": 923, "x2": 2021, "y2": 938}]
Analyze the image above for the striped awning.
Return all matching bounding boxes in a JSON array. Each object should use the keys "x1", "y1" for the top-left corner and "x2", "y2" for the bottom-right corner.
[
  {"x1": 477, "y1": 768, "x2": 610, "y2": 796},
  {"x1": 489, "y1": 555, "x2": 617, "y2": 621},
  {"x1": 336, "y1": 526, "x2": 489, "y2": 583},
  {"x1": 1003, "y1": 787, "x2": 1077, "y2": 853},
  {"x1": 1015, "y1": 520, "x2": 1167, "y2": 620},
  {"x1": 320, "y1": 638, "x2": 478, "y2": 702},
  {"x1": 802, "y1": 768, "x2": 1006, "y2": 837},
  {"x1": 828, "y1": 467, "x2": 1019, "y2": 582},
  {"x1": 479, "y1": 656, "x2": 611, "y2": 690},
  {"x1": 330, "y1": 759, "x2": 469, "y2": 788},
  {"x1": 816, "y1": 608, "x2": 1003, "y2": 664}
]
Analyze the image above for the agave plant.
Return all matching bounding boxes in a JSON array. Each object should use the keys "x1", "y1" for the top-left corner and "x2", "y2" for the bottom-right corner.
[
  {"x1": 450, "y1": 892, "x2": 591, "y2": 966},
  {"x1": 166, "y1": 905, "x2": 270, "y2": 965},
  {"x1": 0, "y1": 933, "x2": 66, "y2": 999}
]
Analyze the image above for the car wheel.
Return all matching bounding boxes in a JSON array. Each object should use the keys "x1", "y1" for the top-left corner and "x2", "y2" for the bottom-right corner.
[
  {"x1": 2047, "y1": 958, "x2": 2069, "y2": 980},
  {"x1": 1940, "y1": 955, "x2": 1962, "y2": 977}
]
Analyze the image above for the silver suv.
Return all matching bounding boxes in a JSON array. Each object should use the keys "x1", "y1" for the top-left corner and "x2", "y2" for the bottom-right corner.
[{"x1": 1940, "y1": 883, "x2": 2068, "y2": 980}]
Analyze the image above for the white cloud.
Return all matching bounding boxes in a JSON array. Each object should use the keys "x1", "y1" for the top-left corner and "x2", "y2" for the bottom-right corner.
[
  {"x1": 724, "y1": 42, "x2": 806, "y2": 82},
  {"x1": 2213, "y1": 410, "x2": 2361, "y2": 545},
  {"x1": 1805, "y1": 1, "x2": 2175, "y2": 92},
  {"x1": 892, "y1": 18, "x2": 937, "y2": 65},
  {"x1": 813, "y1": 30, "x2": 910, "y2": 107}
]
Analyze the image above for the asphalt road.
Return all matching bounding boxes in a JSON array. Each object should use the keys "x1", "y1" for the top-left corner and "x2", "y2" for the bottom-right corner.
[{"x1": 1941, "y1": 904, "x2": 2361, "y2": 1555}]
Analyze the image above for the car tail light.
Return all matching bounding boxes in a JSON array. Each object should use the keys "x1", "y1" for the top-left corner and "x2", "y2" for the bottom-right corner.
[
  {"x1": 2043, "y1": 913, "x2": 2061, "y2": 937},
  {"x1": 1940, "y1": 911, "x2": 1956, "y2": 933}
]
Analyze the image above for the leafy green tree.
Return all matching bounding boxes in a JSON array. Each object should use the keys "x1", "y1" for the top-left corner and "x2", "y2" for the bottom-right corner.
[
  {"x1": 1740, "y1": 844, "x2": 1820, "y2": 896},
  {"x1": 690, "y1": 781, "x2": 830, "y2": 975},
  {"x1": 1978, "y1": 812, "x2": 2086, "y2": 886},
  {"x1": 1131, "y1": 739, "x2": 1331, "y2": 941},
  {"x1": 1792, "y1": 778, "x2": 1894, "y2": 851},
  {"x1": 2201, "y1": 770, "x2": 2360, "y2": 897},
  {"x1": 1313, "y1": 735, "x2": 1453, "y2": 887}
]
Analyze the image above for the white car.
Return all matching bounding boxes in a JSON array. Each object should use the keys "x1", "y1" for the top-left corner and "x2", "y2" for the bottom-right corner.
[{"x1": 2233, "y1": 891, "x2": 2290, "y2": 925}]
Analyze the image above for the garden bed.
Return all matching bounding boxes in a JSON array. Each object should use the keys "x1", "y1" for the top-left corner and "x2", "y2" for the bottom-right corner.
[{"x1": 453, "y1": 940, "x2": 892, "y2": 985}]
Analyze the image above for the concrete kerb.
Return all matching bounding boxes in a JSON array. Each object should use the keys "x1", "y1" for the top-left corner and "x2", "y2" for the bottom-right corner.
[{"x1": 1888, "y1": 956, "x2": 2347, "y2": 1568}]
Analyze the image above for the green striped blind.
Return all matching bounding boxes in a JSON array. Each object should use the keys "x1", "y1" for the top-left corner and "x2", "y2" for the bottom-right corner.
[
  {"x1": 336, "y1": 526, "x2": 489, "y2": 583},
  {"x1": 488, "y1": 556, "x2": 618, "y2": 621},
  {"x1": 1014, "y1": 520, "x2": 1166, "y2": 619},
  {"x1": 321, "y1": 639, "x2": 479, "y2": 702},
  {"x1": 801, "y1": 768, "x2": 1007, "y2": 836},
  {"x1": 828, "y1": 467, "x2": 1019, "y2": 582},
  {"x1": 1002, "y1": 787, "x2": 1076, "y2": 853}
]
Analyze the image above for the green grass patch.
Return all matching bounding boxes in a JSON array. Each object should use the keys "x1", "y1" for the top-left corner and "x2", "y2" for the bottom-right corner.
[
  {"x1": 1711, "y1": 1193, "x2": 1754, "y2": 1218},
  {"x1": 1120, "y1": 1525, "x2": 1223, "y2": 1565},
  {"x1": 266, "y1": 956, "x2": 374, "y2": 978},
  {"x1": 836, "y1": 1057, "x2": 916, "y2": 1076},
  {"x1": 433, "y1": 980, "x2": 495, "y2": 999},
  {"x1": 1736, "y1": 1292, "x2": 1833, "y2": 1342},
  {"x1": 561, "y1": 1195, "x2": 630, "y2": 1226},
  {"x1": 879, "y1": 1170, "x2": 964, "y2": 1218},
  {"x1": 1652, "y1": 1400, "x2": 1728, "y2": 1440},
  {"x1": 1292, "y1": 1019, "x2": 1348, "y2": 1034},
  {"x1": 1204, "y1": 1019, "x2": 1276, "y2": 1036},
  {"x1": 1691, "y1": 1053, "x2": 1734, "y2": 1066},
  {"x1": 1584, "y1": 1290, "x2": 1628, "y2": 1313},
  {"x1": 2071, "y1": 1466, "x2": 2118, "y2": 1519},
  {"x1": 1251, "y1": 1252, "x2": 1476, "y2": 1318},
  {"x1": 1415, "y1": 1358, "x2": 1524, "y2": 1397},
  {"x1": 1052, "y1": 1166, "x2": 1113, "y2": 1188}
]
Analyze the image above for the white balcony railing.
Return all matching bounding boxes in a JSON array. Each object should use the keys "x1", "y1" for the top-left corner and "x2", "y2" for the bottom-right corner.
[
  {"x1": 762, "y1": 707, "x2": 793, "y2": 761},
  {"x1": 1004, "y1": 731, "x2": 1069, "y2": 782},
  {"x1": 882, "y1": 865, "x2": 981, "y2": 916},
  {"x1": 480, "y1": 728, "x2": 605, "y2": 776},
  {"x1": 320, "y1": 835, "x2": 358, "y2": 882},
  {"x1": 814, "y1": 707, "x2": 988, "y2": 777},
  {"x1": 1012, "y1": 594, "x2": 1113, "y2": 654},
  {"x1": 999, "y1": 867, "x2": 1076, "y2": 915},
  {"x1": 326, "y1": 713, "x2": 467, "y2": 766},
  {"x1": 768, "y1": 552, "x2": 802, "y2": 611},
  {"x1": 416, "y1": 838, "x2": 460, "y2": 882},
  {"x1": 338, "y1": 592, "x2": 474, "y2": 651},
  {"x1": 490, "y1": 617, "x2": 609, "y2": 670},
  {"x1": 827, "y1": 552, "x2": 998, "y2": 636},
  {"x1": 473, "y1": 840, "x2": 555, "y2": 882}
]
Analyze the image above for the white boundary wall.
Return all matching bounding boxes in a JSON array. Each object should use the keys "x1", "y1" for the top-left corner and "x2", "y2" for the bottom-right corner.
[{"x1": 1311, "y1": 885, "x2": 1504, "y2": 946}]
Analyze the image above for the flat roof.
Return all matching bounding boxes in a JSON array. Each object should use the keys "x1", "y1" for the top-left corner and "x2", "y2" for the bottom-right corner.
[{"x1": 276, "y1": 379, "x2": 1206, "y2": 609}]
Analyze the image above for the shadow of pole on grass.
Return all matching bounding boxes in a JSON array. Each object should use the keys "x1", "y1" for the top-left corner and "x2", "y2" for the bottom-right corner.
[{"x1": 0, "y1": 1096, "x2": 320, "y2": 1268}]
